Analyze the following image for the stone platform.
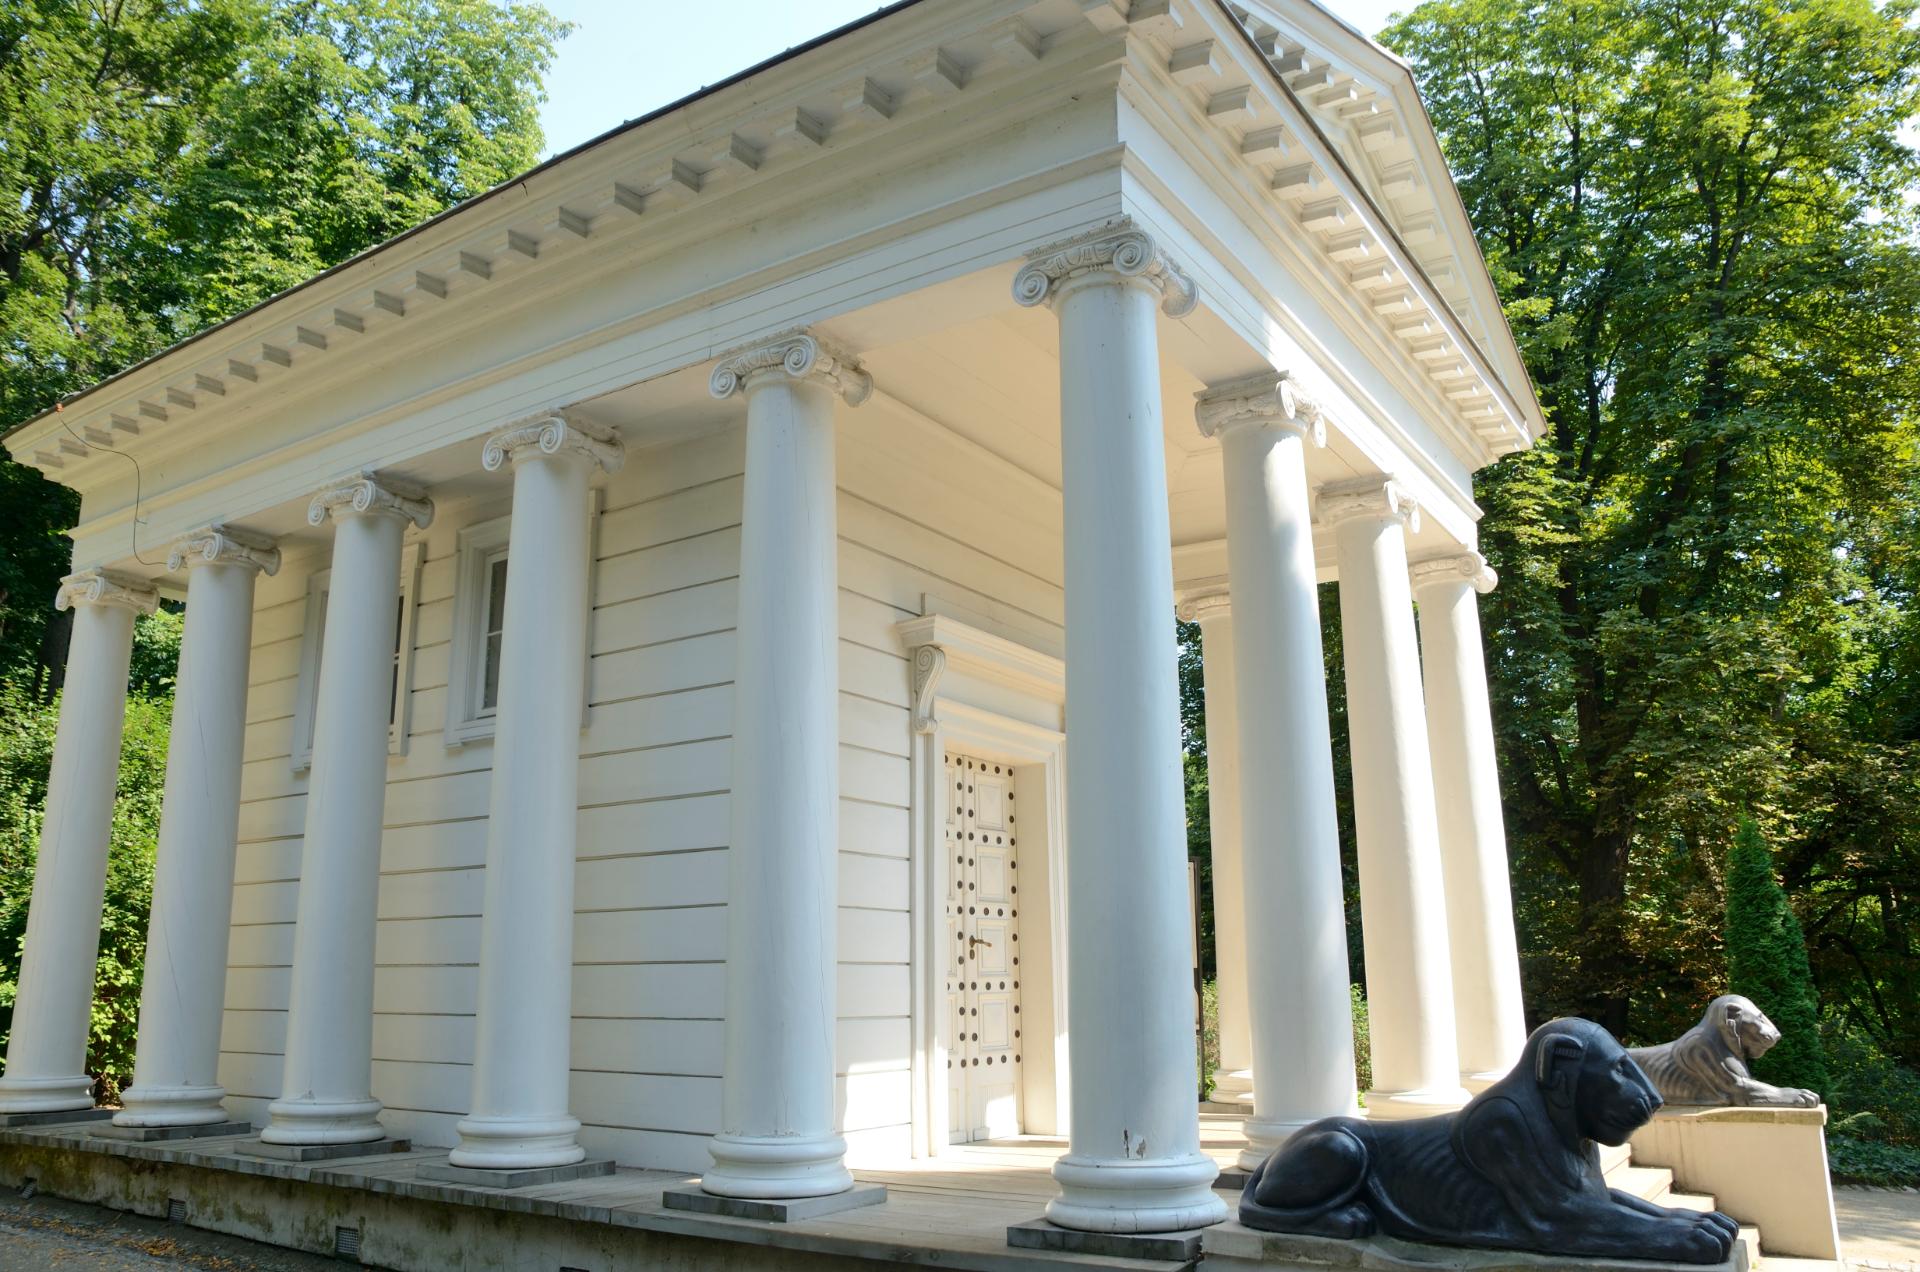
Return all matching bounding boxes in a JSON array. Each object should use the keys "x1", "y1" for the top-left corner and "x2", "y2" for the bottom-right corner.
[{"x1": 1203, "y1": 1221, "x2": 1750, "y2": 1271}]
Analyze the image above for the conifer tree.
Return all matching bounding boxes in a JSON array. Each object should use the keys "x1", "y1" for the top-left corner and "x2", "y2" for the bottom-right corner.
[{"x1": 1725, "y1": 817, "x2": 1829, "y2": 1095}]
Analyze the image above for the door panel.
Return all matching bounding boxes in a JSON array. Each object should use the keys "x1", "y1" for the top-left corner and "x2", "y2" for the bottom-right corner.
[{"x1": 943, "y1": 751, "x2": 1024, "y2": 1143}]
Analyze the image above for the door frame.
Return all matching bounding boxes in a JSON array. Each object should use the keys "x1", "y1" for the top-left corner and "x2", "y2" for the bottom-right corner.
[{"x1": 897, "y1": 611, "x2": 1069, "y2": 1159}]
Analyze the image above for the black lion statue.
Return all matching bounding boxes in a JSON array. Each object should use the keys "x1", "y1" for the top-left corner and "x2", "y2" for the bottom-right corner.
[
  {"x1": 1627, "y1": 994, "x2": 1820, "y2": 1108},
  {"x1": 1238, "y1": 1018, "x2": 1739, "y2": 1265}
]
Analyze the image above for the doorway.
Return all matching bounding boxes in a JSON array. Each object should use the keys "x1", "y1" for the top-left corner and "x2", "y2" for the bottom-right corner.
[{"x1": 944, "y1": 751, "x2": 1023, "y2": 1143}]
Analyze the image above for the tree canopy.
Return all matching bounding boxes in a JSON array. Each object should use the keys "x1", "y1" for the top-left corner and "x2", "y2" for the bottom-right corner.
[
  {"x1": 0, "y1": 0, "x2": 566, "y2": 679},
  {"x1": 1380, "y1": 0, "x2": 1920, "y2": 1064}
]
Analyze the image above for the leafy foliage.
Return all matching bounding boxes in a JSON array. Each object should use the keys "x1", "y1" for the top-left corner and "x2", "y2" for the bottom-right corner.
[
  {"x1": 1725, "y1": 816, "x2": 1829, "y2": 1092},
  {"x1": 0, "y1": 0, "x2": 566, "y2": 679},
  {"x1": 1382, "y1": 0, "x2": 1920, "y2": 1074}
]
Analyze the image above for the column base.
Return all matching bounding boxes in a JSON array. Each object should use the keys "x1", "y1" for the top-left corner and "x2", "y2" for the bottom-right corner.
[
  {"x1": 1045, "y1": 1151, "x2": 1229, "y2": 1233},
  {"x1": 0, "y1": 1106, "x2": 114, "y2": 1128},
  {"x1": 1363, "y1": 1085, "x2": 1472, "y2": 1120},
  {"x1": 1237, "y1": 1101, "x2": 1363, "y2": 1171},
  {"x1": 260, "y1": 1094, "x2": 385, "y2": 1145},
  {"x1": 114, "y1": 1084, "x2": 230, "y2": 1128},
  {"x1": 237, "y1": 1135, "x2": 411, "y2": 1163},
  {"x1": 701, "y1": 1131, "x2": 853, "y2": 1200},
  {"x1": 665, "y1": 1182, "x2": 887, "y2": 1222},
  {"x1": 448, "y1": 1113, "x2": 586, "y2": 1170},
  {"x1": 91, "y1": 1120, "x2": 253, "y2": 1143},
  {"x1": 419, "y1": 1157, "x2": 613, "y2": 1190},
  {"x1": 0, "y1": 1073, "x2": 95, "y2": 1115},
  {"x1": 1009, "y1": 1217, "x2": 1206, "y2": 1262},
  {"x1": 1210, "y1": 1069, "x2": 1254, "y2": 1102},
  {"x1": 1461, "y1": 1069, "x2": 1506, "y2": 1094}
]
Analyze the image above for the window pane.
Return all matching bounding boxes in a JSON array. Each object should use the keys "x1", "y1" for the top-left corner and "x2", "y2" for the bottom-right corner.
[
  {"x1": 483, "y1": 633, "x2": 504, "y2": 711},
  {"x1": 487, "y1": 556, "x2": 509, "y2": 635}
]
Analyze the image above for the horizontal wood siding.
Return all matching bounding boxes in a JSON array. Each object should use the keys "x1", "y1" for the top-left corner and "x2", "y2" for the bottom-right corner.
[{"x1": 219, "y1": 401, "x2": 1063, "y2": 1172}]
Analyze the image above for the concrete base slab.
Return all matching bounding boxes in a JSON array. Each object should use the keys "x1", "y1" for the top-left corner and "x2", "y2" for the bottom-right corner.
[
  {"x1": 232, "y1": 1137, "x2": 411, "y2": 1163},
  {"x1": 1006, "y1": 1217, "x2": 1205, "y2": 1262},
  {"x1": 89, "y1": 1121, "x2": 252, "y2": 1143},
  {"x1": 1202, "y1": 1219, "x2": 1750, "y2": 1271},
  {"x1": 0, "y1": 1108, "x2": 115, "y2": 1129},
  {"x1": 660, "y1": 1183, "x2": 887, "y2": 1223},
  {"x1": 415, "y1": 1158, "x2": 615, "y2": 1189}
]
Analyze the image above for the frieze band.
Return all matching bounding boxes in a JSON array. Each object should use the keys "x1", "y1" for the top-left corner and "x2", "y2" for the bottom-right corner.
[
  {"x1": 1012, "y1": 220, "x2": 1199, "y2": 318},
  {"x1": 709, "y1": 329, "x2": 872, "y2": 406}
]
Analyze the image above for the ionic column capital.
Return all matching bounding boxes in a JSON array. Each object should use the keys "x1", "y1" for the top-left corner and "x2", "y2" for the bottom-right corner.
[
  {"x1": 481, "y1": 414, "x2": 624, "y2": 474},
  {"x1": 55, "y1": 568, "x2": 159, "y2": 615},
  {"x1": 1176, "y1": 582, "x2": 1232, "y2": 624},
  {"x1": 168, "y1": 525, "x2": 281, "y2": 576},
  {"x1": 1195, "y1": 372, "x2": 1325, "y2": 446},
  {"x1": 307, "y1": 472, "x2": 434, "y2": 529},
  {"x1": 1012, "y1": 220, "x2": 1198, "y2": 318},
  {"x1": 709, "y1": 329, "x2": 872, "y2": 406},
  {"x1": 1410, "y1": 551, "x2": 1498, "y2": 594},
  {"x1": 1316, "y1": 476, "x2": 1420, "y2": 534}
]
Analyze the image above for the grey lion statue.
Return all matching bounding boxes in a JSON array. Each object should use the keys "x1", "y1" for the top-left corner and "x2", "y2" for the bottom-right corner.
[
  {"x1": 1239, "y1": 1018, "x2": 1739, "y2": 1265},
  {"x1": 1628, "y1": 994, "x2": 1820, "y2": 1108}
]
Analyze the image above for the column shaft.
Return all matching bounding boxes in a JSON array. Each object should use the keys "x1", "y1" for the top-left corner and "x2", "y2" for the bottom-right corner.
[
  {"x1": 453, "y1": 418, "x2": 619, "y2": 1169},
  {"x1": 118, "y1": 531, "x2": 277, "y2": 1127},
  {"x1": 1323, "y1": 479, "x2": 1467, "y2": 1116},
  {"x1": 265, "y1": 477, "x2": 430, "y2": 1145},
  {"x1": 1413, "y1": 557, "x2": 1526, "y2": 1086},
  {"x1": 1016, "y1": 224, "x2": 1226, "y2": 1234},
  {"x1": 1188, "y1": 602, "x2": 1253, "y2": 1104},
  {"x1": 1201, "y1": 379, "x2": 1360, "y2": 1166},
  {"x1": 703, "y1": 332, "x2": 867, "y2": 1200},
  {"x1": 0, "y1": 572, "x2": 156, "y2": 1113}
]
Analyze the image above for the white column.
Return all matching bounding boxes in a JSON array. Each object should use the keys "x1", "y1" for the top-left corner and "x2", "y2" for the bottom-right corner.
[
  {"x1": 263, "y1": 475, "x2": 431, "y2": 1146},
  {"x1": 1198, "y1": 375, "x2": 1361, "y2": 1166},
  {"x1": 0, "y1": 570, "x2": 158, "y2": 1113},
  {"x1": 1176, "y1": 589, "x2": 1253, "y2": 1106},
  {"x1": 1411, "y1": 552, "x2": 1526, "y2": 1088},
  {"x1": 451, "y1": 417, "x2": 622, "y2": 1169},
  {"x1": 116, "y1": 530, "x2": 279, "y2": 1128},
  {"x1": 1320, "y1": 476, "x2": 1468, "y2": 1117},
  {"x1": 1014, "y1": 222, "x2": 1227, "y2": 1233},
  {"x1": 702, "y1": 330, "x2": 868, "y2": 1200}
]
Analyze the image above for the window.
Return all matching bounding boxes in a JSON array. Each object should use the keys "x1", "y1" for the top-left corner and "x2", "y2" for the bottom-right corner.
[
  {"x1": 290, "y1": 541, "x2": 422, "y2": 772},
  {"x1": 444, "y1": 494, "x2": 596, "y2": 748}
]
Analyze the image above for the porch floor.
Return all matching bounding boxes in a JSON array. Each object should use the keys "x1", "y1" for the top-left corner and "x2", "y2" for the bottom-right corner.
[{"x1": 0, "y1": 1112, "x2": 1259, "y2": 1271}]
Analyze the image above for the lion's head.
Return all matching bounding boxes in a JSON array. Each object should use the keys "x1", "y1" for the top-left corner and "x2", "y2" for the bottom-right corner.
[
  {"x1": 1530, "y1": 1018, "x2": 1663, "y2": 1148},
  {"x1": 1708, "y1": 994, "x2": 1780, "y2": 1064}
]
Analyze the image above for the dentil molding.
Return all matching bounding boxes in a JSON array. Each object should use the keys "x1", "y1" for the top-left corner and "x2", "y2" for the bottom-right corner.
[
  {"x1": 1195, "y1": 371, "x2": 1326, "y2": 446},
  {"x1": 307, "y1": 471, "x2": 435, "y2": 529},
  {"x1": 481, "y1": 414, "x2": 625, "y2": 474},
  {"x1": 55, "y1": 568, "x2": 160, "y2": 615},
  {"x1": 1012, "y1": 220, "x2": 1199, "y2": 318},
  {"x1": 167, "y1": 525, "x2": 281, "y2": 576},
  {"x1": 1316, "y1": 475, "x2": 1419, "y2": 533},
  {"x1": 1410, "y1": 551, "x2": 1497, "y2": 595},
  {"x1": 708, "y1": 329, "x2": 872, "y2": 406}
]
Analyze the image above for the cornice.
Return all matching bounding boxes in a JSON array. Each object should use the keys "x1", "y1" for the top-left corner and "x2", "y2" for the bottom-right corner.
[
  {"x1": 1316, "y1": 474, "x2": 1418, "y2": 532},
  {"x1": 1194, "y1": 371, "x2": 1324, "y2": 444},
  {"x1": 1011, "y1": 218, "x2": 1198, "y2": 316},
  {"x1": 1409, "y1": 550, "x2": 1496, "y2": 594},
  {"x1": 481, "y1": 414, "x2": 625, "y2": 474},
  {"x1": 307, "y1": 472, "x2": 435, "y2": 529},
  {"x1": 709, "y1": 329, "x2": 872, "y2": 405},
  {"x1": 55, "y1": 568, "x2": 160, "y2": 615},
  {"x1": 167, "y1": 525, "x2": 281, "y2": 576},
  {"x1": 895, "y1": 612, "x2": 1066, "y2": 719}
]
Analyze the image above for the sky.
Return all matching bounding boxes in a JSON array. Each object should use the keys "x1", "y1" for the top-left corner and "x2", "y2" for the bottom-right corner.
[{"x1": 533, "y1": 0, "x2": 1409, "y2": 159}]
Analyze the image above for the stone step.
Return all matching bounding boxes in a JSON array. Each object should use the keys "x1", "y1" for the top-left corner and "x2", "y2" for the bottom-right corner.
[{"x1": 1614, "y1": 1163, "x2": 1680, "y2": 1202}]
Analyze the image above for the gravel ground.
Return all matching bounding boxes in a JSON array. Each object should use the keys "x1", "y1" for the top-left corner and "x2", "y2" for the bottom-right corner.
[
  {"x1": 0, "y1": 1189, "x2": 348, "y2": 1271},
  {"x1": 1837, "y1": 1186, "x2": 1920, "y2": 1270}
]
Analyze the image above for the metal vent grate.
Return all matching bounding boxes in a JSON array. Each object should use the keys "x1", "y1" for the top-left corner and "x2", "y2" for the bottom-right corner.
[
  {"x1": 334, "y1": 1225, "x2": 362, "y2": 1260},
  {"x1": 166, "y1": 1197, "x2": 187, "y2": 1223}
]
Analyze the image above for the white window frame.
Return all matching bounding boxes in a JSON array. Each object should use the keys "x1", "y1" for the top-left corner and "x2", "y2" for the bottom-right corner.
[
  {"x1": 443, "y1": 492, "x2": 599, "y2": 749},
  {"x1": 289, "y1": 541, "x2": 422, "y2": 772}
]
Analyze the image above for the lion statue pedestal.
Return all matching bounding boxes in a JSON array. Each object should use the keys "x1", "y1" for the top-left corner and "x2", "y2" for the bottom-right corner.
[
  {"x1": 1231, "y1": 1019, "x2": 1744, "y2": 1268},
  {"x1": 1201, "y1": 1223, "x2": 1748, "y2": 1271}
]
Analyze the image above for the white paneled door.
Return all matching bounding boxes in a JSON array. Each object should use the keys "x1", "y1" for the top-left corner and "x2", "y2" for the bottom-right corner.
[{"x1": 944, "y1": 752, "x2": 1024, "y2": 1143}]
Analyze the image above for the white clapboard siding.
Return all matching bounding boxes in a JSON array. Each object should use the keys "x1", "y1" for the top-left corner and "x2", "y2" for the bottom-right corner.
[{"x1": 219, "y1": 403, "x2": 1064, "y2": 1169}]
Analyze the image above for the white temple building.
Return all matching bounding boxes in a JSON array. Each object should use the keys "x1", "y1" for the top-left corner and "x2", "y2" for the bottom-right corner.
[{"x1": 1, "y1": 0, "x2": 1543, "y2": 1249}]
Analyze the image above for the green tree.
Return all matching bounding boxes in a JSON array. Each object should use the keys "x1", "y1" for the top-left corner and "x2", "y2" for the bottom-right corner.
[
  {"x1": 1725, "y1": 816, "x2": 1829, "y2": 1092},
  {"x1": 1383, "y1": 0, "x2": 1920, "y2": 1056}
]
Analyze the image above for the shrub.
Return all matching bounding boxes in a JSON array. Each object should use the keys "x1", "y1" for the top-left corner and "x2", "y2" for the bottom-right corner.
[
  {"x1": 1352, "y1": 982, "x2": 1372, "y2": 1097},
  {"x1": 1724, "y1": 816, "x2": 1829, "y2": 1095}
]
